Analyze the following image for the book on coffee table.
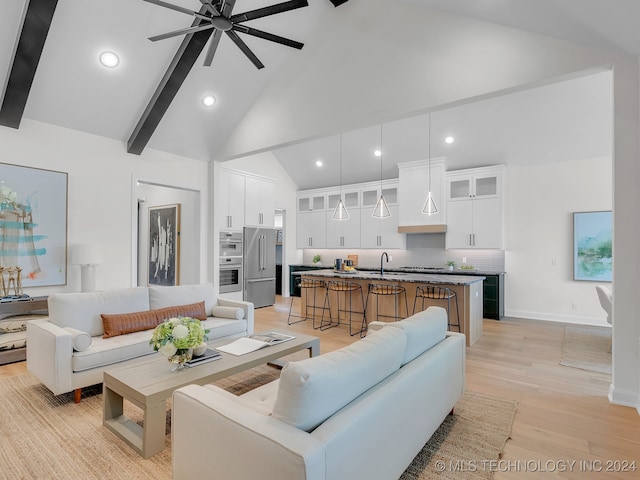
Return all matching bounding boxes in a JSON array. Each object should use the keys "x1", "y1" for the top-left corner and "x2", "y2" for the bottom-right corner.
[
  {"x1": 185, "y1": 348, "x2": 222, "y2": 366},
  {"x1": 216, "y1": 332, "x2": 296, "y2": 356}
]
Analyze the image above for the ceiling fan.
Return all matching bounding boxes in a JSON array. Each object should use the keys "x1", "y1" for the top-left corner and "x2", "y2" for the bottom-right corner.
[{"x1": 143, "y1": 0, "x2": 309, "y2": 69}]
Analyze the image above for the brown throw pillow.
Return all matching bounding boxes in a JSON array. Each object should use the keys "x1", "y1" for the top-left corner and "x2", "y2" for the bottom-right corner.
[{"x1": 101, "y1": 301, "x2": 207, "y2": 338}]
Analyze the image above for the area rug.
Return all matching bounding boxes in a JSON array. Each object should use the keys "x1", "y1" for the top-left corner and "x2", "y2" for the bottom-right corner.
[
  {"x1": 0, "y1": 369, "x2": 515, "y2": 480},
  {"x1": 560, "y1": 325, "x2": 612, "y2": 374}
]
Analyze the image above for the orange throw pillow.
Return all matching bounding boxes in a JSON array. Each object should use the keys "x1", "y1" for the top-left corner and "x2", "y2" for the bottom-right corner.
[{"x1": 101, "y1": 301, "x2": 207, "y2": 338}]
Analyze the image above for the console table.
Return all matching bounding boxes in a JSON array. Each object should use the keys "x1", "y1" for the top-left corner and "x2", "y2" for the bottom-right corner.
[{"x1": 0, "y1": 296, "x2": 48, "y2": 365}]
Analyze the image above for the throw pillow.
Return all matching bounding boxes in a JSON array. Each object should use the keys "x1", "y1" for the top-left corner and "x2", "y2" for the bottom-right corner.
[
  {"x1": 210, "y1": 305, "x2": 245, "y2": 320},
  {"x1": 101, "y1": 301, "x2": 206, "y2": 338},
  {"x1": 63, "y1": 327, "x2": 92, "y2": 352},
  {"x1": 272, "y1": 327, "x2": 407, "y2": 432}
]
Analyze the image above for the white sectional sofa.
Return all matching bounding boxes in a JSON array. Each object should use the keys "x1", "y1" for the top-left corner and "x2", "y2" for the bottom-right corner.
[
  {"x1": 172, "y1": 307, "x2": 465, "y2": 480},
  {"x1": 27, "y1": 283, "x2": 253, "y2": 401}
]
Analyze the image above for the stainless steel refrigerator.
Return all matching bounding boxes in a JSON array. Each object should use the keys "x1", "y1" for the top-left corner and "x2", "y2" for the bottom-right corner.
[{"x1": 243, "y1": 227, "x2": 276, "y2": 308}]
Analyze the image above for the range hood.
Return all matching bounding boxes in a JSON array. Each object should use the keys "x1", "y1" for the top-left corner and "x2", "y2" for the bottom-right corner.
[{"x1": 397, "y1": 225, "x2": 447, "y2": 234}]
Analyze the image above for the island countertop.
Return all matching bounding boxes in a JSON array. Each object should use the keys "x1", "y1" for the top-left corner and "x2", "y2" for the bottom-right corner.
[{"x1": 296, "y1": 268, "x2": 485, "y2": 285}]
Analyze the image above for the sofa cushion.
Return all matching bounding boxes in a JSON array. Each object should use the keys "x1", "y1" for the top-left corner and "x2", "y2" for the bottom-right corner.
[
  {"x1": 272, "y1": 327, "x2": 407, "y2": 432},
  {"x1": 210, "y1": 306, "x2": 245, "y2": 320},
  {"x1": 101, "y1": 301, "x2": 207, "y2": 338},
  {"x1": 387, "y1": 307, "x2": 448, "y2": 365},
  {"x1": 49, "y1": 287, "x2": 150, "y2": 337},
  {"x1": 63, "y1": 327, "x2": 92, "y2": 352},
  {"x1": 148, "y1": 283, "x2": 217, "y2": 316}
]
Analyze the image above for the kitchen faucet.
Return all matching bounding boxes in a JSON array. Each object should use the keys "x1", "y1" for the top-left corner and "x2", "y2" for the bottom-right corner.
[{"x1": 380, "y1": 252, "x2": 389, "y2": 275}]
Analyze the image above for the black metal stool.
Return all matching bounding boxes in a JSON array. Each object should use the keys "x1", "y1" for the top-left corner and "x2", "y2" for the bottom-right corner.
[
  {"x1": 321, "y1": 280, "x2": 367, "y2": 336},
  {"x1": 413, "y1": 285, "x2": 461, "y2": 332},
  {"x1": 364, "y1": 283, "x2": 409, "y2": 324},
  {"x1": 288, "y1": 278, "x2": 328, "y2": 329}
]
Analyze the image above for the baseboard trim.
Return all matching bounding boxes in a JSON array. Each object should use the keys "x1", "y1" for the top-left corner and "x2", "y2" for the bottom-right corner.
[{"x1": 608, "y1": 383, "x2": 640, "y2": 411}]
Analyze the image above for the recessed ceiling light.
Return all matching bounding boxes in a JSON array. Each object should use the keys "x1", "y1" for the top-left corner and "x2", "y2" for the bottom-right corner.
[
  {"x1": 315, "y1": 160, "x2": 323, "y2": 167},
  {"x1": 374, "y1": 149, "x2": 382, "y2": 157},
  {"x1": 445, "y1": 136, "x2": 455, "y2": 144},
  {"x1": 99, "y1": 51, "x2": 119, "y2": 68},
  {"x1": 202, "y1": 95, "x2": 216, "y2": 107}
]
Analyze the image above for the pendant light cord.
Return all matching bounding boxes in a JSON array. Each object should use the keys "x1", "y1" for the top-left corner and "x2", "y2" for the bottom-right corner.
[{"x1": 428, "y1": 112, "x2": 432, "y2": 191}]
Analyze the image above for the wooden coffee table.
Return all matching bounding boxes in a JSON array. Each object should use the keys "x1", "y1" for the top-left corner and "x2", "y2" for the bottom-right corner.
[{"x1": 103, "y1": 332, "x2": 320, "y2": 458}]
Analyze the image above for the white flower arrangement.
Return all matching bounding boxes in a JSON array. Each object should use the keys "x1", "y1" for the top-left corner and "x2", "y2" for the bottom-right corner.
[{"x1": 149, "y1": 316, "x2": 207, "y2": 358}]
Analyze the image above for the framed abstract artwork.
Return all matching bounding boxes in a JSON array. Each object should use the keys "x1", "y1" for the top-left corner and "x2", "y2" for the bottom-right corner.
[
  {"x1": 573, "y1": 211, "x2": 612, "y2": 282},
  {"x1": 148, "y1": 204, "x2": 180, "y2": 286},
  {"x1": 0, "y1": 163, "x2": 68, "y2": 288}
]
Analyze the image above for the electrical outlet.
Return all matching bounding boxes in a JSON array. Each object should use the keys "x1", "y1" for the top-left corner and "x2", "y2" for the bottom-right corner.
[
  {"x1": 551, "y1": 258, "x2": 557, "y2": 266},
  {"x1": 388, "y1": 255, "x2": 392, "y2": 261},
  {"x1": 571, "y1": 302, "x2": 577, "y2": 310},
  {"x1": 462, "y1": 257, "x2": 467, "y2": 264}
]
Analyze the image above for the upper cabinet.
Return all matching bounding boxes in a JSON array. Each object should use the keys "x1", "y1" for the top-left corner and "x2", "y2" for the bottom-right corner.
[
  {"x1": 244, "y1": 175, "x2": 275, "y2": 227},
  {"x1": 217, "y1": 168, "x2": 245, "y2": 231},
  {"x1": 398, "y1": 159, "x2": 446, "y2": 231},
  {"x1": 297, "y1": 180, "x2": 405, "y2": 250},
  {"x1": 217, "y1": 167, "x2": 275, "y2": 231},
  {"x1": 445, "y1": 165, "x2": 505, "y2": 249}
]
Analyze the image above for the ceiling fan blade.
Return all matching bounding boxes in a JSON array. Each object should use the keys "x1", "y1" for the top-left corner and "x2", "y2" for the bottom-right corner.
[
  {"x1": 220, "y1": 0, "x2": 237, "y2": 17},
  {"x1": 143, "y1": 0, "x2": 211, "y2": 21},
  {"x1": 148, "y1": 23, "x2": 214, "y2": 42},
  {"x1": 233, "y1": 25, "x2": 303, "y2": 49},
  {"x1": 198, "y1": 0, "x2": 220, "y2": 16},
  {"x1": 225, "y1": 30, "x2": 265, "y2": 69},
  {"x1": 203, "y1": 29, "x2": 223, "y2": 66},
  {"x1": 231, "y1": 0, "x2": 308, "y2": 23}
]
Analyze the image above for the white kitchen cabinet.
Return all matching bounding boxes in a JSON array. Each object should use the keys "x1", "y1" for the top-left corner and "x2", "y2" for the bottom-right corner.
[
  {"x1": 326, "y1": 189, "x2": 361, "y2": 248},
  {"x1": 297, "y1": 210, "x2": 327, "y2": 248},
  {"x1": 445, "y1": 165, "x2": 505, "y2": 249},
  {"x1": 244, "y1": 175, "x2": 275, "y2": 227},
  {"x1": 398, "y1": 159, "x2": 446, "y2": 228},
  {"x1": 297, "y1": 193, "x2": 326, "y2": 213},
  {"x1": 361, "y1": 205, "x2": 405, "y2": 249},
  {"x1": 217, "y1": 168, "x2": 245, "y2": 231}
]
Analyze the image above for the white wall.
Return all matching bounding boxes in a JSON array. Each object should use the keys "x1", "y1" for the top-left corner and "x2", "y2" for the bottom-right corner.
[
  {"x1": 0, "y1": 119, "x2": 208, "y2": 294},
  {"x1": 505, "y1": 157, "x2": 612, "y2": 325}
]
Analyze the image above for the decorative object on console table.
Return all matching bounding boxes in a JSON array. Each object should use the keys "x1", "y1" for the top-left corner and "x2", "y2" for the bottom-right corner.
[
  {"x1": 71, "y1": 245, "x2": 102, "y2": 292},
  {"x1": 148, "y1": 204, "x2": 181, "y2": 286},
  {"x1": 0, "y1": 163, "x2": 68, "y2": 287}
]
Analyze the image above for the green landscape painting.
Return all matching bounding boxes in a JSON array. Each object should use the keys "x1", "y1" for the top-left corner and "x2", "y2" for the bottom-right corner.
[{"x1": 573, "y1": 211, "x2": 612, "y2": 281}]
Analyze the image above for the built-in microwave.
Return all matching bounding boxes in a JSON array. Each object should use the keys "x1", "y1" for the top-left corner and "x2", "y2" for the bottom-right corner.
[{"x1": 220, "y1": 231, "x2": 243, "y2": 257}]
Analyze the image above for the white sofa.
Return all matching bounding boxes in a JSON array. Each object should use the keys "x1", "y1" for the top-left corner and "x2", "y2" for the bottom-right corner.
[
  {"x1": 172, "y1": 307, "x2": 465, "y2": 480},
  {"x1": 27, "y1": 283, "x2": 253, "y2": 400}
]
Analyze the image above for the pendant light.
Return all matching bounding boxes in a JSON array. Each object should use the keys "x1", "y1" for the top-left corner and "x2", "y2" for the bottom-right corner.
[
  {"x1": 333, "y1": 134, "x2": 350, "y2": 221},
  {"x1": 422, "y1": 112, "x2": 439, "y2": 216},
  {"x1": 372, "y1": 124, "x2": 391, "y2": 218}
]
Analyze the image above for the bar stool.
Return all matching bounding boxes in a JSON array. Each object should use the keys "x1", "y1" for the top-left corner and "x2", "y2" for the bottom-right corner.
[
  {"x1": 365, "y1": 283, "x2": 409, "y2": 324},
  {"x1": 288, "y1": 278, "x2": 328, "y2": 329},
  {"x1": 321, "y1": 280, "x2": 367, "y2": 336},
  {"x1": 413, "y1": 285, "x2": 461, "y2": 332}
]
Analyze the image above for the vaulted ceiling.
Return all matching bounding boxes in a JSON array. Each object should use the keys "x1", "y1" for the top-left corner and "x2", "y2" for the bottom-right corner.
[{"x1": 1, "y1": 0, "x2": 637, "y2": 189}]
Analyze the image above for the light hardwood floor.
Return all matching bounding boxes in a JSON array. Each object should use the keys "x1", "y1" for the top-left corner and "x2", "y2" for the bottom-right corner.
[{"x1": 2, "y1": 296, "x2": 639, "y2": 479}]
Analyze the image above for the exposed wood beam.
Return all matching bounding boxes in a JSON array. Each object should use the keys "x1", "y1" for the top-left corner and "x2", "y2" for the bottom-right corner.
[
  {"x1": 127, "y1": 8, "x2": 212, "y2": 155},
  {"x1": 0, "y1": 0, "x2": 59, "y2": 129}
]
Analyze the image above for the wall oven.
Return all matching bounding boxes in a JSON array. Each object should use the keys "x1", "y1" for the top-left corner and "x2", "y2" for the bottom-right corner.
[
  {"x1": 220, "y1": 231, "x2": 243, "y2": 257},
  {"x1": 219, "y1": 256, "x2": 243, "y2": 293}
]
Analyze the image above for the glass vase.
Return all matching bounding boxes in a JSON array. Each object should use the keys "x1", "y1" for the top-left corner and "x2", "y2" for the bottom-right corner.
[{"x1": 168, "y1": 348, "x2": 193, "y2": 372}]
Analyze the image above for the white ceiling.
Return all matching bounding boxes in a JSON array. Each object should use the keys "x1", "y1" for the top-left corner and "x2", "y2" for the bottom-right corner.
[{"x1": 0, "y1": 0, "x2": 631, "y2": 189}]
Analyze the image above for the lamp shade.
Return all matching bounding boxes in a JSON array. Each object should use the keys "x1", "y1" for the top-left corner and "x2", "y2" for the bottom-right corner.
[{"x1": 71, "y1": 245, "x2": 102, "y2": 265}]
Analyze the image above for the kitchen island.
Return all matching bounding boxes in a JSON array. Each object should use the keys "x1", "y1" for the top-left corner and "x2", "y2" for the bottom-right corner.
[{"x1": 299, "y1": 269, "x2": 484, "y2": 346}]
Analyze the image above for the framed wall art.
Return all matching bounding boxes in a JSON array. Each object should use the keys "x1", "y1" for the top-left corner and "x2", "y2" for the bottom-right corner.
[
  {"x1": 0, "y1": 163, "x2": 68, "y2": 288},
  {"x1": 148, "y1": 204, "x2": 180, "y2": 286},
  {"x1": 573, "y1": 210, "x2": 612, "y2": 282}
]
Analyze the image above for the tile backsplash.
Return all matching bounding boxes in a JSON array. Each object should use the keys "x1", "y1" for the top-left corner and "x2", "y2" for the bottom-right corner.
[{"x1": 302, "y1": 233, "x2": 505, "y2": 272}]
